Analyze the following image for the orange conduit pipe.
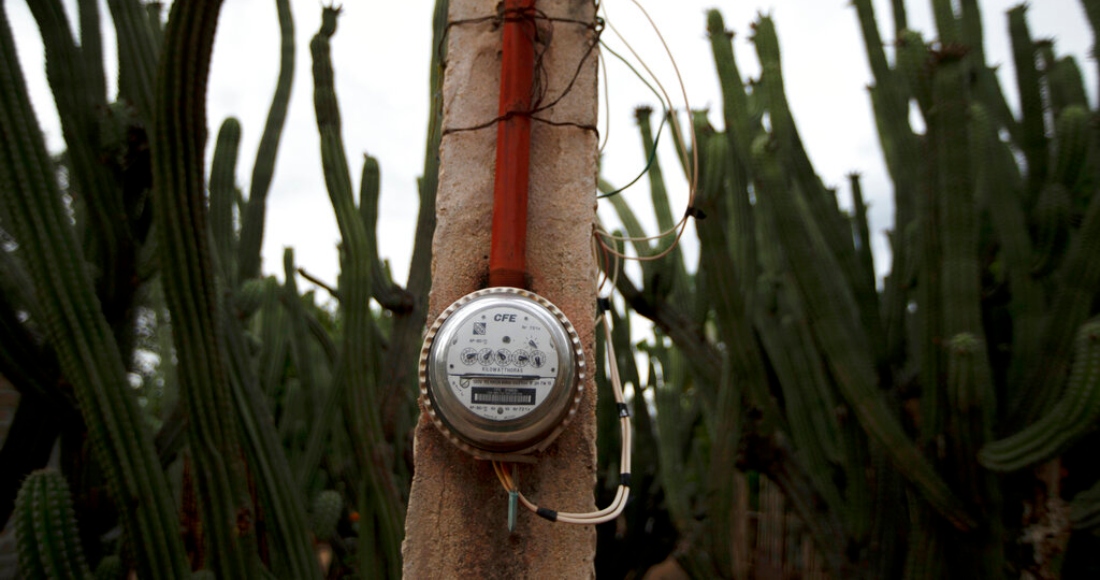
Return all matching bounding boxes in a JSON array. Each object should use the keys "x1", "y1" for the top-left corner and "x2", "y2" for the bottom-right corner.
[{"x1": 488, "y1": 0, "x2": 536, "y2": 289}]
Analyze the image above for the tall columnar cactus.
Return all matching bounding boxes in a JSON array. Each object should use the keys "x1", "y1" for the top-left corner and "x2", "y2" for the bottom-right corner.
[
  {"x1": 596, "y1": 1, "x2": 1100, "y2": 577},
  {"x1": 14, "y1": 470, "x2": 93, "y2": 580},
  {"x1": 0, "y1": 3, "x2": 189, "y2": 576},
  {"x1": 310, "y1": 8, "x2": 404, "y2": 578},
  {"x1": 3, "y1": 0, "x2": 446, "y2": 576}
]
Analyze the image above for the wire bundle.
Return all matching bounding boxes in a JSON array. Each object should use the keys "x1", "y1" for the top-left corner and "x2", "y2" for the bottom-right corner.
[{"x1": 492, "y1": 308, "x2": 633, "y2": 525}]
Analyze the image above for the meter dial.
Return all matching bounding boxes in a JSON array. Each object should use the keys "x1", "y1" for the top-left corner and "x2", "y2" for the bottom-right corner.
[{"x1": 419, "y1": 287, "x2": 585, "y2": 458}]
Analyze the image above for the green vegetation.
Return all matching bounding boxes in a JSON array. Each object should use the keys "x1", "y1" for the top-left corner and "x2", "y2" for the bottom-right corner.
[
  {"x1": 594, "y1": 1, "x2": 1100, "y2": 577},
  {"x1": 1, "y1": 0, "x2": 443, "y2": 577}
]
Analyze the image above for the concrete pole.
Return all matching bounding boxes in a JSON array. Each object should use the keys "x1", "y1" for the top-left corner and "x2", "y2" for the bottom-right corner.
[{"x1": 402, "y1": 0, "x2": 600, "y2": 577}]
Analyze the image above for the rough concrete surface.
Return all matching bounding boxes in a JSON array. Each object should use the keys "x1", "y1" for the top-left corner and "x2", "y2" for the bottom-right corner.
[{"x1": 402, "y1": 0, "x2": 600, "y2": 578}]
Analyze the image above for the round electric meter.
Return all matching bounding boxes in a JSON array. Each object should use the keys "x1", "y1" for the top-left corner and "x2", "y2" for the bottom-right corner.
[{"x1": 419, "y1": 287, "x2": 585, "y2": 459}]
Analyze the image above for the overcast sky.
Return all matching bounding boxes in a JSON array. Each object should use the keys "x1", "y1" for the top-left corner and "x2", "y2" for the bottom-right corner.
[{"x1": 8, "y1": 0, "x2": 1094, "y2": 295}]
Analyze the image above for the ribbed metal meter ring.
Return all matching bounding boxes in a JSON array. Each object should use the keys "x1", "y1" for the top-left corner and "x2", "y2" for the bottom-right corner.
[{"x1": 418, "y1": 287, "x2": 586, "y2": 460}]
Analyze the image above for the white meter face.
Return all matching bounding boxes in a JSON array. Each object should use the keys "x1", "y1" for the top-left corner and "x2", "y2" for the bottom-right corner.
[
  {"x1": 420, "y1": 288, "x2": 585, "y2": 458},
  {"x1": 443, "y1": 305, "x2": 560, "y2": 421}
]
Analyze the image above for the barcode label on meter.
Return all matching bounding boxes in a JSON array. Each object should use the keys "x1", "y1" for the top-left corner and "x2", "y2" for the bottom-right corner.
[{"x1": 471, "y1": 387, "x2": 536, "y2": 405}]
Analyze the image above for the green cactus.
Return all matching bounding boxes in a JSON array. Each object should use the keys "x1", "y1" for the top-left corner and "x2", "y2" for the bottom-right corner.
[
  {"x1": 594, "y1": 3, "x2": 1100, "y2": 576},
  {"x1": 237, "y1": 0, "x2": 294, "y2": 283},
  {"x1": 310, "y1": 7, "x2": 403, "y2": 577},
  {"x1": 310, "y1": 490, "x2": 343, "y2": 541},
  {"x1": 0, "y1": 3, "x2": 189, "y2": 575},
  {"x1": 14, "y1": 470, "x2": 93, "y2": 580},
  {"x1": 93, "y1": 555, "x2": 121, "y2": 580},
  {"x1": 981, "y1": 318, "x2": 1100, "y2": 471},
  {"x1": 210, "y1": 118, "x2": 243, "y2": 284},
  {"x1": 105, "y1": 0, "x2": 160, "y2": 125},
  {"x1": 152, "y1": 0, "x2": 261, "y2": 576}
]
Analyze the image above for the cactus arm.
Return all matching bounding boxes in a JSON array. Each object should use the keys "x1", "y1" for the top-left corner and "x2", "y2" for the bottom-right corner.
[
  {"x1": 635, "y1": 107, "x2": 675, "y2": 235},
  {"x1": 852, "y1": 0, "x2": 894, "y2": 94},
  {"x1": 959, "y1": 0, "x2": 985, "y2": 62},
  {"x1": 210, "y1": 118, "x2": 242, "y2": 286},
  {"x1": 970, "y1": 104, "x2": 1044, "y2": 406},
  {"x1": 754, "y1": 17, "x2": 870, "y2": 352},
  {"x1": 258, "y1": 277, "x2": 291, "y2": 398},
  {"x1": 15, "y1": 470, "x2": 93, "y2": 580},
  {"x1": 707, "y1": 9, "x2": 757, "y2": 302},
  {"x1": 153, "y1": 0, "x2": 262, "y2": 575},
  {"x1": 852, "y1": 6, "x2": 925, "y2": 371},
  {"x1": 981, "y1": 319, "x2": 1100, "y2": 471},
  {"x1": 665, "y1": 110, "x2": 694, "y2": 182},
  {"x1": 1055, "y1": 56, "x2": 1091, "y2": 120},
  {"x1": 706, "y1": 10, "x2": 753, "y2": 155},
  {"x1": 931, "y1": 0, "x2": 960, "y2": 45},
  {"x1": 889, "y1": 0, "x2": 907, "y2": 33},
  {"x1": 1028, "y1": 183, "x2": 1072, "y2": 278},
  {"x1": 282, "y1": 249, "x2": 319, "y2": 427},
  {"x1": 357, "y1": 155, "x2": 414, "y2": 312},
  {"x1": 634, "y1": 107, "x2": 690, "y2": 307},
  {"x1": 105, "y1": 0, "x2": 160, "y2": 124},
  {"x1": 311, "y1": 9, "x2": 403, "y2": 576},
  {"x1": 403, "y1": 0, "x2": 446, "y2": 307},
  {"x1": 145, "y1": 1, "x2": 165, "y2": 46},
  {"x1": 849, "y1": 173, "x2": 876, "y2": 299},
  {"x1": 1071, "y1": 468, "x2": 1100, "y2": 529},
  {"x1": 848, "y1": 173, "x2": 888, "y2": 377},
  {"x1": 1008, "y1": 5, "x2": 1048, "y2": 204},
  {"x1": 296, "y1": 360, "x2": 344, "y2": 491},
  {"x1": 27, "y1": 0, "x2": 135, "y2": 313},
  {"x1": 0, "y1": 5, "x2": 189, "y2": 575},
  {"x1": 237, "y1": 0, "x2": 295, "y2": 282},
  {"x1": 77, "y1": 0, "x2": 106, "y2": 104},
  {"x1": 218, "y1": 297, "x2": 324, "y2": 579},
  {"x1": 693, "y1": 133, "x2": 773, "y2": 420},
  {"x1": 1050, "y1": 105, "x2": 1090, "y2": 191}
]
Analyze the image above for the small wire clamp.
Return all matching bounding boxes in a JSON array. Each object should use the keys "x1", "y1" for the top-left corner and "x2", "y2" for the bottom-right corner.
[{"x1": 508, "y1": 489, "x2": 519, "y2": 532}]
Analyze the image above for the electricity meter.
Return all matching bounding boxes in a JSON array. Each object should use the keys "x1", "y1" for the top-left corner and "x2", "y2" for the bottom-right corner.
[{"x1": 419, "y1": 287, "x2": 585, "y2": 459}]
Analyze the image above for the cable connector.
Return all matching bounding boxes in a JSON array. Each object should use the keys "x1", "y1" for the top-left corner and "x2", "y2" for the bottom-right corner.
[
  {"x1": 536, "y1": 507, "x2": 558, "y2": 522},
  {"x1": 597, "y1": 296, "x2": 612, "y2": 313},
  {"x1": 620, "y1": 472, "x2": 632, "y2": 488},
  {"x1": 616, "y1": 402, "x2": 630, "y2": 418}
]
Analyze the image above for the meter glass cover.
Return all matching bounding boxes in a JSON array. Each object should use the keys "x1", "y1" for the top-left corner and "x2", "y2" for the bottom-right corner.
[
  {"x1": 440, "y1": 301, "x2": 561, "y2": 421},
  {"x1": 422, "y1": 288, "x2": 583, "y2": 455}
]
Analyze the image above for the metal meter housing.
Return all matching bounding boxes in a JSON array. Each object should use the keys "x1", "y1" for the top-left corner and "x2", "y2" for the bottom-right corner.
[{"x1": 419, "y1": 287, "x2": 585, "y2": 459}]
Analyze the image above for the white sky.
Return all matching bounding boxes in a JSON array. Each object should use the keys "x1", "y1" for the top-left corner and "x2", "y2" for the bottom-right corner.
[{"x1": 7, "y1": 0, "x2": 1094, "y2": 293}]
